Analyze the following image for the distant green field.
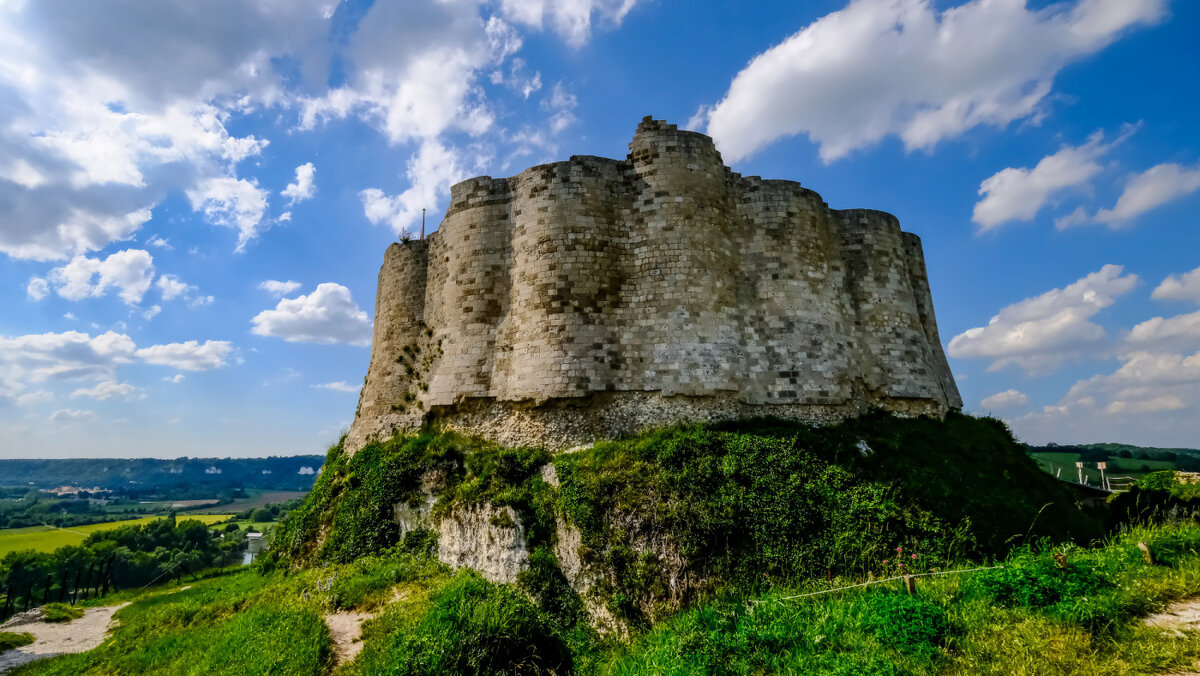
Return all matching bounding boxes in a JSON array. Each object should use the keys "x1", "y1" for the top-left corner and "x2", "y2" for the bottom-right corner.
[
  {"x1": 1030, "y1": 451, "x2": 1175, "y2": 484},
  {"x1": 0, "y1": 514, "x2": 231, "y2": 557}
]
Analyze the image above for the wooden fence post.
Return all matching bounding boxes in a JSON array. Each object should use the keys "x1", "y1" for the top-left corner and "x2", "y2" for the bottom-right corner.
[{"x1": 903, "y1": 575, "x2": 917, "y2": 595}]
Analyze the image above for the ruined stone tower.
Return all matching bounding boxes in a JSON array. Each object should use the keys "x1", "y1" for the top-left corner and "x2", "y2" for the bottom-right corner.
[{"x1": 346, "y1": 117, "x2": 961, "y2": 453}]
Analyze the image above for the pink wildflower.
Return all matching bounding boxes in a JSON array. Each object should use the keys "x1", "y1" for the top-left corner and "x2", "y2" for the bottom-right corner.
[
  {"x1": 896, "y1": 546, "x2": 903, "y2": 553},
  {"x1": 899, "y1": 562, "x2": 904, "y2": 568},
  {"x1": 911, "y1": 554, "x2": 917, "y2": 560},
  {"x1": 882, "y1": 559, "x2": 888, "y2": 565}
]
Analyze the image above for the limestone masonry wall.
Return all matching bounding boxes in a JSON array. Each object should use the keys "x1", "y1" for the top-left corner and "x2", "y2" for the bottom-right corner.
[{"x1": 346, "y1": 117, "x2": 962, "y2": 452}]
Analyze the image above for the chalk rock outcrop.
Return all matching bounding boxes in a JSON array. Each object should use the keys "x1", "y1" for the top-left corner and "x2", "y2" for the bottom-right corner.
[{"x1": 347, "y1": 117, "x2": 960, "y2": 452}]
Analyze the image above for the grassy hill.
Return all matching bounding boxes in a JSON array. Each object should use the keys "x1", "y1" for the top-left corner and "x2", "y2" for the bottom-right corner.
[{"x1": 16, "y1": 413, "x2": 1200, "y2": 674}]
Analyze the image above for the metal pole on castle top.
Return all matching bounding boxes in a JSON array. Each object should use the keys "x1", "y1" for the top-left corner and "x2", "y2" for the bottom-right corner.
[{"x1": 421, "y1": 208, "x2": 425, "y2": 240}]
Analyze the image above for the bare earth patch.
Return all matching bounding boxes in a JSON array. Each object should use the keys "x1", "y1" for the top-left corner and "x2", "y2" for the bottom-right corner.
[
  {"x1": 1145, "y1": 598, "x2": 1200, "y2": 676},
  {"x1": 325, "y1": 611, "x2": 370, "y2": 666},
  {"x1": 0, "y1": 603, "x2": 128, "y2": 673}
]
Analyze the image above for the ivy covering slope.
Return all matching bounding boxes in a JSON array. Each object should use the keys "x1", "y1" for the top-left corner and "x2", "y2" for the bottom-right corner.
[
  {"x1": 24, "y1": 413, "x2": 1200, "y2": 675},
  {"x1": 270, "y1": 412, "x2": 1103, "y2": 628}
]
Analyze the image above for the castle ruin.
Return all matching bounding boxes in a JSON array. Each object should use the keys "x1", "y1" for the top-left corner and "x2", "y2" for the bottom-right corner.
[{"x1": 345, "y1": 117, "x2": 961, "y2": 453}]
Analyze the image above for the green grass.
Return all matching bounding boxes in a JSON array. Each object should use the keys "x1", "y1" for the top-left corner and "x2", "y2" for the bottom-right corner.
[
  {"x1": 0, "y1": 515, "x2": 230, "y2": 556},
  {"x1": 342, "y1": 570, "x2": 571, "y2": 675},
  {"x1": 40, "y1": 602, "x2": 83, "y2": 623},
  {"x1": 15, "y1": 570, "x2": 331, "y2": 675},
  {"x1": 606, "y1": 523, "x2": 1200, "y2": 675},
  {"x1": 15, "y1": 548, "x2": 452, "y2": 676},
  {"x1": 13, "y1": 416, "x2": 1191, "y2": 675},
  {"x1": 0, "y1": 631, "x2": 35, "y2": 651}
]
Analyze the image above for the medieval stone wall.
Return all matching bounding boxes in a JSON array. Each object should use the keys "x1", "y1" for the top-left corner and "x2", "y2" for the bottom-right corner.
[{"x1": 346, "y1": 117, "x2": 962, "y2": 452}]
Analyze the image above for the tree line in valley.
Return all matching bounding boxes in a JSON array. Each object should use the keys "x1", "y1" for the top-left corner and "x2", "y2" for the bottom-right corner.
[{"x1": 0, "y1": 515, "x2": 246, "y2": 620}]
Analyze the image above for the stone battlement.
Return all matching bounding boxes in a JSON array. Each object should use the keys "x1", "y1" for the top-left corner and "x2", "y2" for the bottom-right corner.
[{"x1": 345, "y1": 117, "x2": 961, "y2": 452}]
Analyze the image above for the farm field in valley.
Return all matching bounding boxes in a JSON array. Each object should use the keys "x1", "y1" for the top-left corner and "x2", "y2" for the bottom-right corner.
[
  {"x1": 0, "y1": 514, "x2": 230, "y2": 557},
  {"x1": 188, "y1": 489, "x2": 308, "y2": 514}
]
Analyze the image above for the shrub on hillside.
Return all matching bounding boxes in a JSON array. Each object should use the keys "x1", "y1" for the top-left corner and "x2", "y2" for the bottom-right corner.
[
  {"x1": 861, "y1": 592, "x2": 948, "y2": 658},
  {"x1": 353, "y1": 570, "x2": 571, "y2": 675},
  {"x1": 0, "y1": 630, "x2": 34, "y2": 651},
  {"x1": 40, "y1": 602, "x2": 83, "y2": 623}
]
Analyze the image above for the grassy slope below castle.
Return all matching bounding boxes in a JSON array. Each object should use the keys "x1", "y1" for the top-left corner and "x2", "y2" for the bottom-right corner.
[{"x1": 18, "y1": 412, "x2": 1200, "y2": 674}]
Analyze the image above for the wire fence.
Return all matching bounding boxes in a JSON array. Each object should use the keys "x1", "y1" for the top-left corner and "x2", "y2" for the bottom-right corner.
[{"x1": 770, "y1": 564, "x2": 1006, "y2": 602}]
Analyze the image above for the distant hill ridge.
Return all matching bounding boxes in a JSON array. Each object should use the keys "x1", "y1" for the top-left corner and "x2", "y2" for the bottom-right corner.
[
  {"x1": 0, "y1": 456, "x2": 325, "y2": 495},
  {"x1": 1029, "y1": 442, "x2": 1200, "y2": 457}
]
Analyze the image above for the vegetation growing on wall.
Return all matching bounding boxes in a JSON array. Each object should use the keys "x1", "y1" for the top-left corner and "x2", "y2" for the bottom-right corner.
[
  {"x1": 16, "y1": 413, "x2": 1200, "y2": 674},
  {"x1": 270, "y1": 412, "x2": 1104, "y2": 637}
]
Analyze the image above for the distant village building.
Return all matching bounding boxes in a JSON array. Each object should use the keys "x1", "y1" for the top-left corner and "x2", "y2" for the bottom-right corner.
[
  {"x1": 42, "y1": 485, "x2": 109, "y2": 496},
  {"x1": 205, "y1": 466, "x2": 222, "y2": 475},
  {"x1": 298, "y1": 467, "x2": 315, "y2": 475},
  {"x1": 243, "y1": 532, "x2": 266, "y2": 565}
]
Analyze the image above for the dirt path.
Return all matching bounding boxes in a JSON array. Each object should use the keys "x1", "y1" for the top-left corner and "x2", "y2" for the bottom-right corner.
[
  {"x1": 0, "y1": 603, "x2": 128, "y2": 673},
  {"x1": 1145, "y1": 598, "x2": 1200, "y2": 676},
  {"x1": 325, "y1": 611, "x2": 370, "y2": 667}
]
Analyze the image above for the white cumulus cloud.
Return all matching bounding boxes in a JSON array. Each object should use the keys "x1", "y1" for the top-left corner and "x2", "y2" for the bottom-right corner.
[
  {"x1": 1153, "y1": 266, "x2": 1200, "y2": 305},
  {"x1": 499, "y1": 0, "x2": 640, "y2": 47},
  {"x1": 251, "y1": 283, "x2": 373, "y2": 346},
  {"x1": 282, "y1": 162, "x2": 317, "y2": 206},
  {"x1": 136, "y1": 340, "x2": 234, "y2": 371},
  {"x1": 49, "y1": 409, "x2": 98, "y2": 425},
  {"x1": 186, "y1": 177, "x2": 270, "y2": 251},
  {"x1": 973, "y1": 129, "x2": 1126, "y2": 231},
  {"x1": 156, "y1": 274, "x2": 191, "y2": 301},
  {"x1": 1094, "y1": 163, "x2": 1200, "y2": 226},
  {"x1": 1125, "y1": 310, "x2": 1200, "y2": 354},
  {"x1": 259, "y1": 280, "x2": 303, "y2": 298},
  {"x1": 70, "y1": 379, "x2": 144, "y2": 401},
  {"x1": 27, "y1": 277, "x2": 49, "y2": 301},
  {"x1": 980, "y1": 389, "x2": 1030, "y2": 410},
  {"x1": 360, "y1": 139, "x2": 469, "y2": 237},
  {"x1": 312, "y1": 381, "x2": 360, "y2": 393},
  {"x1": 698, "y1": 0, "x2": 1166, "y2": 162},
  {"x1": 947, "y1": 264, "x2": 1139, "y2": 374},
  {"x1": 46, "y1": 249, "x2": 155, "y2": 305}
]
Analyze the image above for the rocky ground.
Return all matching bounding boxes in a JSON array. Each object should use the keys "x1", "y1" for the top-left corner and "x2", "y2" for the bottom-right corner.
[{"x1": 0, "y1": 603, "x2": 127, "y2": 673}]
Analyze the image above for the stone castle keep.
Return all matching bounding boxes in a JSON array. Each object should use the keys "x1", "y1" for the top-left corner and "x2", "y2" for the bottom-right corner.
[{"x1": 346, "y1": 117, "x2": 961, "y2": 453}]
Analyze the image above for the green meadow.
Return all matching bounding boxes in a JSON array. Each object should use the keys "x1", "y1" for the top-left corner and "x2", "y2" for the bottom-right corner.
[{"x1": 0, "y1": 514, "x2": 230, "y2": 557}]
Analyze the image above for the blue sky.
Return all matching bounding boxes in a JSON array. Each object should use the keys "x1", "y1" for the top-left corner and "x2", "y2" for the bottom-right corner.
[{"x1": 1, "y1": 0, "x2": 1198, "y2": 458}]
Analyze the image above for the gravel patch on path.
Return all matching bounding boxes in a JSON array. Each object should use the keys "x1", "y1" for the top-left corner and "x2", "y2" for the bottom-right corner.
[
  {"x1": 0, "y1": 603, "x2": 128, "y2": 673},
  {"x1": 325, "y1": 611, "x2": 370, "y2": 666}
]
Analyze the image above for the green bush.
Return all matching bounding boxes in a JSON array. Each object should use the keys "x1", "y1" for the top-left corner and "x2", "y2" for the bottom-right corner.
[
  {"x1": 40, "y1": 602, "x2": 84, "y2": 623},
  {"x1": 0, "y1": 630, "x2": 34, "y2": 651},
  {"x1": 351, "y1": 570, "x2": 571, "y2": 675},
  {"x1": 969, "y1": 558, "x2": 1112, "y2": 610},
  {"x1": 861, "y1": 592, "x2": 948, "y2": 658},
  {"x1": 554, "y1": 423, "x2": 975, "y2": 625}
]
